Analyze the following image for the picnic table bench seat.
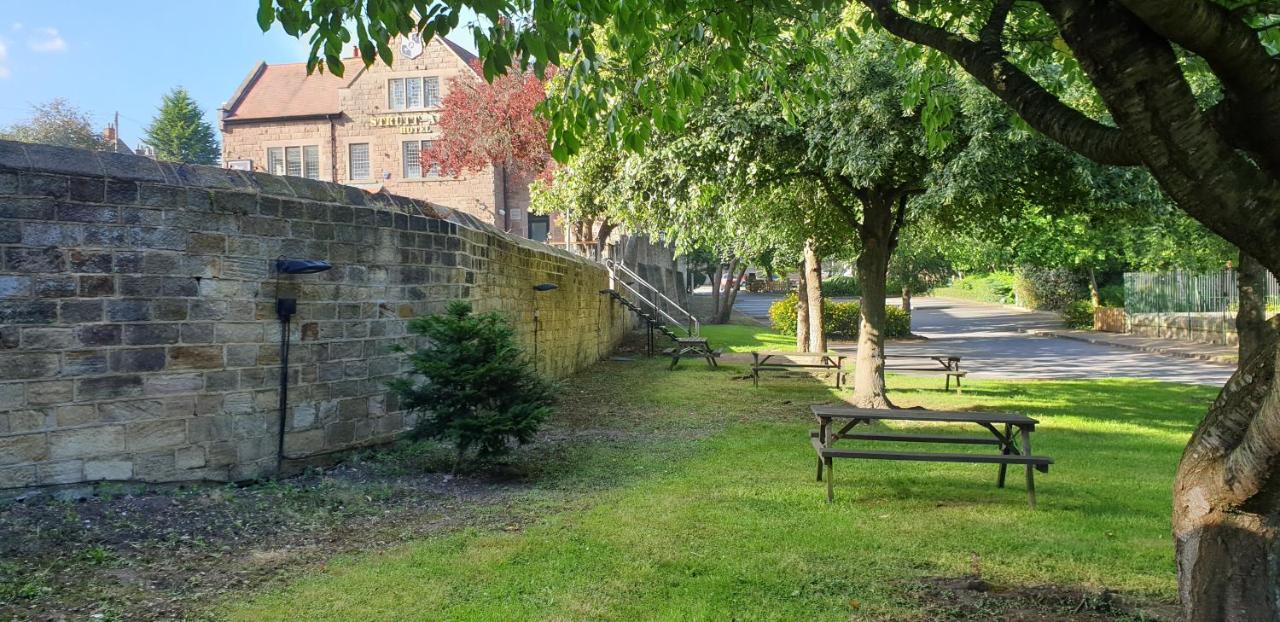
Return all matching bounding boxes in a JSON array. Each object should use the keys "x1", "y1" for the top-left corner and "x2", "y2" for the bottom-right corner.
[{"x1": 810, "y1": 406, "x2": 1053, "y2": 508}]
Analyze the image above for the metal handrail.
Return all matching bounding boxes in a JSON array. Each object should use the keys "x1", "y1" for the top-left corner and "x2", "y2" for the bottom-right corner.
[{"x1": 605, "y1": 258, "x2": 699, "y2": 336}]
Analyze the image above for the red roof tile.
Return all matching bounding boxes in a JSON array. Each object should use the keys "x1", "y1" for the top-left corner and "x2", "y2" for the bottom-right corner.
[
  {"x1": 223, "y1": 60, "x2": 353, "y2": 121},
  {"x1": 223, "y1": 37, "x2": 479, "y2": 123}
]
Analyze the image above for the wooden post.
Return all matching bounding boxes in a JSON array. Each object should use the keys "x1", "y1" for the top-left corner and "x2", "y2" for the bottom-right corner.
[{"x1": 1021, "y1": 426, "x2": 1036, "y2": 509}]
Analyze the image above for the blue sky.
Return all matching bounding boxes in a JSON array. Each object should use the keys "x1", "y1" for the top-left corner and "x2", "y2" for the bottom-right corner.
[{"x1": 0, "y1": 2, "x2": 480, "y2": 147}]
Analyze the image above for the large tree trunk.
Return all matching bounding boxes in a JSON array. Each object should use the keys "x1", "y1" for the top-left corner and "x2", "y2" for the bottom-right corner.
[
  {"x1": 804, "y1": 240, "x2": 826, "y2": 353},
  {"x1": 901, "y1": 287, "x2": 912, "y2": 316},
  {"x1": 716, "y1": 262, "x2": 746, "y2": 324},
  {"x1": 852, "y1": 192, "x2": 897, "y2": 409},
  {"x1": 1173, "y1": 331, "x2": 1280, "y2": 622},
  {"x1": 1237, "y1": 252, "x2": 1277, "y2": 364},
  {"x1": 710, "y1": 262, "x2": 724, "y2": 322},
  {"x1": 1088, "y1": 267, "x2": 1101, "y2": 309},
  {"x1": 594, "y1": 220, "x2": 617, "y2": 260},
  {"x1": 796, "y1": 264, "x2": 811, "y2": 353}
]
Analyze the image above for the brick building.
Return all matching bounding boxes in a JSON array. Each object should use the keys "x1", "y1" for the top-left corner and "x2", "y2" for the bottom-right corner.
[{"x1": 220, "y1": 34, "x2": 558, "y2": 243}]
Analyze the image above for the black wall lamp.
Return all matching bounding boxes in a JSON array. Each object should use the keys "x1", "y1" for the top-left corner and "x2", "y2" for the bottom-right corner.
[
  {"x1": 274, "y1": 257, "x2": 334, "y2": 474},
  {"x1": 532, "y1": 283, "x2": 558, "y2": 372}
]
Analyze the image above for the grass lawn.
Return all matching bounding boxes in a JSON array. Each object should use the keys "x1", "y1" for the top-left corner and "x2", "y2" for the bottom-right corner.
[
  {"x1": 698, "y1": 323, "x2": 798, "y2": 352},
  {"x1": 218, "y1": 330, "x2": 1214, "y2": 621}
]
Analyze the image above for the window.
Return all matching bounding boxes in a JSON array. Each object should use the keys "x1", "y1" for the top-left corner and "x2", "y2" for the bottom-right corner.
[
  {"x1": 348, "y1": 143, "x2": 370, "y2": 180},
  {"x1": 285, "y1": 147, "x2": 302, "y2": 177},
  {"x1": 266, "y1": 145, "x2": 320, "y2": 179},
  {"x1": 402, "y1": 140, "x2": 439, "y2": 179},
  {"x1": 424, "y1": 77, "x2": 440, "y2": 107},
  {"x1": 389, "y1": 78, "x2": 406, "y2": 110},
  {"x1": 267, "y1": 148, "x2": 284, "y2": 175},
  {"x1": 406, "y1": 77, "x2": 423, "y2": 109},
  {"x1": 303, "y1": 146, "x2": 319, "y2": 179},
  {"x1": 388, "y1": 77, "x2": 441, "y2": 110},
  {"x1": 528, "y1": 214, "x2": 551, "y2": 242}
]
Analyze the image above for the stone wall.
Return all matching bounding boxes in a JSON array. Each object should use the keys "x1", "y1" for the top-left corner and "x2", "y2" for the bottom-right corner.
[
  {"x1": 0, "y1": 139, "x2": 670, "y2": 491},
  {"x1": 1126, "y1": 312, "x2": 1239, "y2": 346}
]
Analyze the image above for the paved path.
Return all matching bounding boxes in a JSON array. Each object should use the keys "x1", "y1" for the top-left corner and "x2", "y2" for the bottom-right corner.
[{"x1": 731, "y1": 293, "x2": 1235, "y2": 385}]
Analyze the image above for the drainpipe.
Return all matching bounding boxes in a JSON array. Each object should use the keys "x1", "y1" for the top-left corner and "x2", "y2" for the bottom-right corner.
[{"x1": 328, "y1": 115, "x2": 338, "y2": 182}]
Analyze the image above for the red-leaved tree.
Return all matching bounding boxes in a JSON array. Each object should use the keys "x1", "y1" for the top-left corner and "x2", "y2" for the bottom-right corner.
[{"x1": 423, "y1": 61, "x2": 552, "y2": 182}]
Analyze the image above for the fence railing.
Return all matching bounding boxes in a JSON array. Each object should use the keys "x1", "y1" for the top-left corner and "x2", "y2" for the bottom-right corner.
[{"x1": 1124, "y1": 270, "x2": 1279, "y2": 315}]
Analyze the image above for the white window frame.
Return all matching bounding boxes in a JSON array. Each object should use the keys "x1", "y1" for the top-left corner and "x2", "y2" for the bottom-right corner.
[
  {"x1": 388, "y1": 76, "x2": 441, "y2": 111},
  {"x1": 388, "y1": 78, "x2": 407, "y2": 110},
  {"x1": 348, "y1": 143, "x2": 370, "y2": 180},
  {"x1": 402, "y1": 139, "x2": 440, "y2": 179},
  {"x1": 266, "y1": 144, "x2": 320, "y2": 179},
  {"x1": 266, "y1": 147, "x2": 285, "y2": 175}
]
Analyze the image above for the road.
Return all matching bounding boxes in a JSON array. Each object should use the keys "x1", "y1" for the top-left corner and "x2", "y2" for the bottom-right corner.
[{"x1": 731, "y1": 293, "x2": 1235, "y2": 386}]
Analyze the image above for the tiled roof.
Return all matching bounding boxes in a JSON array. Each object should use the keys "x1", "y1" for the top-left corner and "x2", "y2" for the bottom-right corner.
[
  {"x1": 222, "y1": 60, "x2": 353, "y2": 122},
  {"x1": 222, "y1": 36, "x2": 480, "y2": 123}
]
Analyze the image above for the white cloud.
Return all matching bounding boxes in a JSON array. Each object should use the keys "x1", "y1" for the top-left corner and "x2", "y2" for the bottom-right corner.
[
  {"x1": 27, "y1": 27, "x2": 66, "y2": 53},
  {"x1": 0, "y1": 39, "x2": 9, "y2": 79},
  {"x1": 10, "y1": 22, "x2": 22, "y2": 32}
]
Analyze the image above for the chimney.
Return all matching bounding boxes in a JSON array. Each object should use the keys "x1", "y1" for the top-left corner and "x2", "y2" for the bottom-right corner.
[
  {"x1": 351, "y1": 45, "x2": 360, "y2": 58},
  {"x1": 103, "y1": 125, "x2": 117, "y2": 144}
]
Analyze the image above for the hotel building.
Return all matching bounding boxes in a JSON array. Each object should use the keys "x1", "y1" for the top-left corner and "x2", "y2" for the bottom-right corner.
[{"x1": 220, "y1": 34, "x2": 558, "y2": 242}]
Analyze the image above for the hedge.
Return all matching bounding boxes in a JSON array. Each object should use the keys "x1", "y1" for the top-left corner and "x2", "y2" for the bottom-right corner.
[{"x1": 768, "y1": 292, "x2": 911, "y2": 339}]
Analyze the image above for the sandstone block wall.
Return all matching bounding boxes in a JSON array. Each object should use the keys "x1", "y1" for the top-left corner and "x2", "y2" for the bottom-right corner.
[{"x1": 0, "y1": 140, "x2": 671, "y2": 491}]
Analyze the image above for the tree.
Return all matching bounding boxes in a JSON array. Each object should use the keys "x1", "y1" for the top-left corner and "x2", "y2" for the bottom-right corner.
[
  {"x1": 529, "y1": 133, "x2": 621, "y2": 257},
  {"x1": 424, "y1": 60, "x2": 552, "y2": 183},
  {"x1": 143, "y1": 87, "x2": 219, "y2": 165},
  {"x1": 388, "y1": 300, "x2": 554, "y2": 472},
  {"x1": 266, "y1": 1, "x2": 1280, "y2": 616},
  {"x1": 0, "y1": 98, "x2": 104, "y2": 150}
]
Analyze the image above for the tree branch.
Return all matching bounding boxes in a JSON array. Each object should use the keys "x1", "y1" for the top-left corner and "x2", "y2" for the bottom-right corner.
[
  {"x1": 858, "y1": 0, "x2": 1140, "y2": 166},
  {"x1": 979, "y1": 0, "x2": 1016, "y2": 48},
  {"x1": 887, "y1": 193, "x2": 909, "y2": 255},
  {"x1": 1115, "y1": 0, "x2": 1280, "y2": 106}
]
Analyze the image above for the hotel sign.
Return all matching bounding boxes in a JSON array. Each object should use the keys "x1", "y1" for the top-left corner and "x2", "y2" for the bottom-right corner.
[{"x1": 367, "y1": 112, "x2": 438, "y2": 134}]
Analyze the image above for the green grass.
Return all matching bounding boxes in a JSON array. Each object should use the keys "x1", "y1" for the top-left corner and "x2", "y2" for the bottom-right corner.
[
  {"x1": 219, "y1": 333, "x2": 1213, "y2": 621},
  {"x1": 697, "y1": 323, "x2": 796, "y2": 352}
]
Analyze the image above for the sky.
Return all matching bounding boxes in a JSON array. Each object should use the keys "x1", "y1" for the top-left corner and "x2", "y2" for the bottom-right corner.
[{"x1": 0, "y1": 1, "x2": 480, "y2": 147}]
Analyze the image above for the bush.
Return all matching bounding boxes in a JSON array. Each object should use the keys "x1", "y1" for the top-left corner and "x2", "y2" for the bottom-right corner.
[
  {"x1": 1098, "y1": 284, "x2": 1125, "y2": 307},
  {"x1": 1013, "y1": 266, "x2": 1088, "y2": 310},
  {"x1": 1062, "y1": 299, "x2": 1095, "y2": 329},
  {"x1": 388, "y1": 300, "x2": 554, "y2": 470},
  {"x1": 768, "y1": 293, "x2": 911, "y2": 339},
  {"x1": 821, "y1": 276, "x2": 860, "y2": 297},
  {"x1": 769, "y1": 292, "x2": 800, "y2": 335}
]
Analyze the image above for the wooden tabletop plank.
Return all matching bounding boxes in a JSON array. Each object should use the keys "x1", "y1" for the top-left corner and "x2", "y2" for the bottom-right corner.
[{"x1": 811, "y1": 405, "x2": 1037, "y2": 425}]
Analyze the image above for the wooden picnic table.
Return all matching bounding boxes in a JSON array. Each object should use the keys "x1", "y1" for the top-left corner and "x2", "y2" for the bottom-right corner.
[
  {"x1": 751, "y1": 351, "x2": 846, "y2": 388},
  {"x1": 668, "y1": 336, "x2": 721, "y2": 370},
  {"x1": 886, "y1": 353, "x2": 966, "y2": 391},
  {"x1": 810, "y1": 405, "x2": 1053, "y2": 508}
]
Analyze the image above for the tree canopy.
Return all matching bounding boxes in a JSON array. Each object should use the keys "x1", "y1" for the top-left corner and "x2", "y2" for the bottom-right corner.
[
  {"x1": 143, "y1": 87, "x2": 220, "y2": 165},
  {"x1": 0, "y1": 98, "x2": 105, "y2": 150}
]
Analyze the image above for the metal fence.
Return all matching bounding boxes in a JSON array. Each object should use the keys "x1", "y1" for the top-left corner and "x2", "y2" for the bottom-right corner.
[
  {"x1": 1123, "y1": 269, "x2": 1279, "y2": 345},
  {"x1": 1124, "y1": 270, "x2": 1280, "y2": 314}
]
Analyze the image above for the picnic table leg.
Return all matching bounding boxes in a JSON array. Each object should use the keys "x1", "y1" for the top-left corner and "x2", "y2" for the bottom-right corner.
[
  {"x1": 825, "y1": 456, "x2": 834, "y2": 503},
  {"x1": 816, "y1": 417, "x2": 827, "y2": 481},
  {"x1": 669, "y1": 349, "x2": 680, "y2": 371},
  {"x1": 997, "y1": 423, "x2": 1012, "y2": 488},
  {"x1": 1021, "y1": 426, "x2": 1036, "y2": 509},
  {"x1": 753, "y1": 352, "x2": 760, "y2": 388},
  {"x1": 706, "y1": 346, "x2": 718, "y2": 368}
]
